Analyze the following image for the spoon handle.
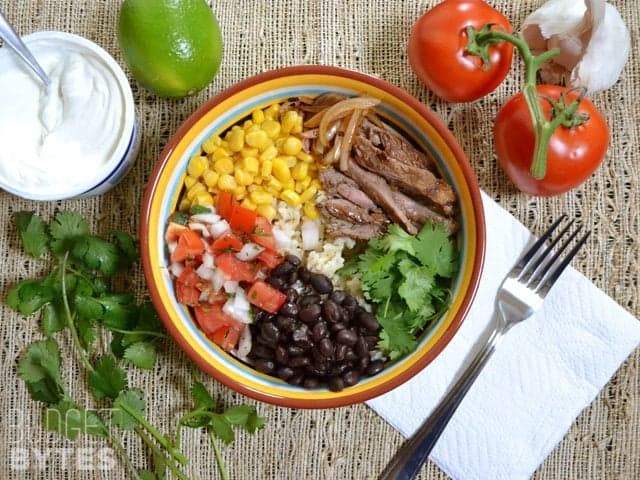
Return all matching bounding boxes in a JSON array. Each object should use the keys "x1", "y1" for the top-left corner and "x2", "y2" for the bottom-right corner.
[{"x1": 0, "y1": 10, "x2": 50, "y2": 86}]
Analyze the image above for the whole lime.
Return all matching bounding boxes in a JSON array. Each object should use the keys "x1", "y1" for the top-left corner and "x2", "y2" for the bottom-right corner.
[{"x1": 118, "y1": 0, "x2": 223, "y2": 98}]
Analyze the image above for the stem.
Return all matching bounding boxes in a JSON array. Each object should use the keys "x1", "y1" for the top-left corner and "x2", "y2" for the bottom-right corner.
[
  {"x1": 136, "y1": 427, "x2": 191, "y2": 480},
  {"x1": 60, "y1": 252, "x2": 95, "y2": 373},
  {"x1": 107, "y1": 327, "x2": 167, "y2": 338},
  {"x1": 119, "y1": 401, "x2": 189, "y2": 465},
  {"x1": 108, "y1": 432, "x2": 142, "y2": 480},
  {"x1": 209, "y1": 429, "x2": 229, "y2": 480}
]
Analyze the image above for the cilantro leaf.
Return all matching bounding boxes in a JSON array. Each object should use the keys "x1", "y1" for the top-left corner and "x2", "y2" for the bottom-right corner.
[
  {"x1": 15, "y1": 212, "x2": 49, "y2": 258},
  {"x1": 222, "y1": 405, "x2": 265, "y2": 434},
  {"x1": 172, "y1": 213, "x2": 189, "y2": 226},
  {"x1": 112, "y1": 231, "x2": 138, "y2": 266},
  {"x1": 209, "y1": 414, "x2": 235, "y2": 444},
  {"x1": 123, "y1": 341, "x2": 157, "y2": 370},
  {"x1": 378, "y1": 224, "x2": 415, "y2": 255},
  {"x1": 412, "y1": 222, "x2": 458, "y2": 278},
  {"x1": 110, "y1": 332, "x2": 126, "y2": 358},
  {"x1": 397, "y1": 259, "x2": 436, "y2": 311},
  {"x1": 377, "y1": 313, "x2": 416, "y2": 360},
  {"x1": 88, "y1": 355, "x2": 127, "y2": 399},
  {"x1": 120, "y1": 302, "x2": 165, "y2": 348},
  {"x1": 112, "y1": 389, "x2": 146, "y2": 430},
  {"x1": 44, "y1": 399, "x2": 108, "y2": 439},
  {"x1": 42, "y1": 303, "x2": 66, "y2": 336},
  {"x1": 75, "y1": 315, "x2": 97, "y2": 351},
  {"x1": 190, "y1": 205, "x2": 211, "y2": 215},
  {"x1": 191, "y1": 381, "x2": 216, "y2": 411},
  {"x1": 18, "y1": 338, "x2": 64, "y2": 404},
  {"x1": 6, "y1": 279, "x2": 54, "y2": 316},
  {"x1": 138, "y1": 471, "x2": 160, "y2": 480},
  {"x1": 75, "y1": 293, "x2": 137, "y2": 330},
  {"x1": 50, "y1": 211, "x2": 89, "y2": 255},
  {"x1": 71, "y1": 235, "x2": 121, "y2": 275}
]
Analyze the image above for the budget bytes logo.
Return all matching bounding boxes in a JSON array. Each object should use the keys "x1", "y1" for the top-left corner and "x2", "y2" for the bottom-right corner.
[{"x1": 7, "y1": 407, "x2": 117, "y2": 472}]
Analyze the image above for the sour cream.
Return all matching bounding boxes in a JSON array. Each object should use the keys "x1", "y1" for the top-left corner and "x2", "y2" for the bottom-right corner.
[{"x1": 0, "y1": 32, "x2": 138, "y2": 200}]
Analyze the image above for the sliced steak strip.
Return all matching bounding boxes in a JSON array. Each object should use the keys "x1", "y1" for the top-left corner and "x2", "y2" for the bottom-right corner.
[
  {"x1": 391, "y1": 190, "x2": 458, "y2": 234},
  {"x1": 320, "y1": 168, "x2": 378, "y2": 212},
  {"x1": 345, "y1": 160, "x2": 418, "y2": 235},
  {"x1": 318, "y1": 198, "x2": 388, "y2": 240}
]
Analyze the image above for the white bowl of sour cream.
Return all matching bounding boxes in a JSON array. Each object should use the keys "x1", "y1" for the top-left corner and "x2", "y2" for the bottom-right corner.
[{"x1": 0, "y1": 31, "x2": 139, "y2": 200}]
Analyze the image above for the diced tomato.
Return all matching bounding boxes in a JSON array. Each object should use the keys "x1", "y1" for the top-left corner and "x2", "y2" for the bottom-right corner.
[
  {"x1": 217, "y1": 191, "x2": 234, "y2": 220},
  {"x1": 176, "y1": 282, "x2": 200, "y2": 306},
  {"x1": 247, "y1": 280, "x2": 287, "y2": 314},
  {"x1": 193, "y1": 303, "x2": 243, "y2": 336},
  {"x1": 177, "y1": 266, "x2": 200, "y2": 287},
  {"x1": 210, "y1": 326, "x2": 242, "y2": 352},
  {"x1": 171, "y1": 229, "x2": 205, "y2": 263},
  {"x1": 211, "y1": 232, "x2": 243, "y2": 253},
  {"x1": 215, "y1": 253, "x2": 258, "y2": 282},
  {"x1": 207, "y1": 289, "x2": 228, "y2": 304},
  {"x1": 165, "y1": 222, "x2": 188, "y2": 243},
  {"x1": 257, "y1": 249, "x2": 284, "y2": 269},
  {"x1": 250, "y1": 217, "x2": 276, "y2": 251},
  {"x1": 230, "y1": 205, "x2": 257, "y2": 234}
]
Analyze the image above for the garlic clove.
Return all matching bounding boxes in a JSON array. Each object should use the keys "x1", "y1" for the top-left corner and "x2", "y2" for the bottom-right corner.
[{"x1": 522, "y1": 0, "x2": 630, "y2": 93}]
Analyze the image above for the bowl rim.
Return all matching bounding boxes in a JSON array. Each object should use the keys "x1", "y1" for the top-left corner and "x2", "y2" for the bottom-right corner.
[{"x1": 140, "y1": 65, "x2": 486, "y2": 409}]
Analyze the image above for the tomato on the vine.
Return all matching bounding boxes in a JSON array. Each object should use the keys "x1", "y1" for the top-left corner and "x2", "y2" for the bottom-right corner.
[
  {"x1": 494, "y1": 85, "x2": 609, "y2": 196},
  {"x1": 408, "y1": 0, "x2": 514, "y2": 103}
]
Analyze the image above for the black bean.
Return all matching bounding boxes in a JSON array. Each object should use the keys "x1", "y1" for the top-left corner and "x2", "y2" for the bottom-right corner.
[
  {"x1": 287, "y1": 373, "x2": 305, "y2": 386},
  {"x1": 292, "y1": 324, "x2": 311, "y2": 346},
  {"x1": 276, "y1": 315, "x2": 295, "y2": 331},
  {"x1": 364, "y1": 335, "x2": 379, "y2": 349},
  {"x1": 329, "y1": 322, "x2": 347, "y2": 333},
  {"x1": 284, "y1": 288, "x2": 299, "y2": 303},
  {"x1": 280, "y1": 302, "x2": 299, "y2": 317},
  {"x1": 254, "y1": 359, "x2": 275, "y2": 374},
  {"x1": 357, "y1": 355, "x2": 370, "y2": 371},
  {"x1": 287, "y1": 345, "x2": 305, "y2": 357},
  {"x1": 303, "y1": 377, "x2": 320, "y2": 389},
  {"x1": 319, "y1": 338, "x2": 334, "y2": 358},
  {"x1": 276, "y1": 366, "x2": 295, "y2": 380},
  {"x1": 287, "y1": 270, "x2": 298, "y2": 285},
  {"x1": 298, "y1": 294, "x2": 321, "y2": 308},
  {"x1": 357, "y1": 311, "x2": 380, "y2": 333},
  {"x1": 298, "y1": 266, "x2": 311, "y2": 283},
  {"x1": 344, "y1": 348, "x2": 358, "y2": 362},
  {"x1": 260, "y1": 322, "x2": 280, "y2": 343},
  {"x1": 266, "y1": 276, "x2": 285, "y2": 291},
  {"x1": 336, "y1": 329, "x2": 358, "y2": 346},
  {"x1": 275, "y1": 345, "x2": 288, "y2": 364},
  {"x1": 299, "y1": 304, "x2": 321, "y2": 324},
  {"x1": 330, "y1": 290, "x2": 347, "y2": 305},
  {"x1": 327, "y1": 376, "x2": 345, "y2": 392},
  {"x1": 335, "y1": 343, "x2": 348, "y2": 362},
  {"x1": 255, "y1": 310, "x2": 272, "y2": 323},
  {"x1": 355, "y1": 336, "x2": 369, "y2": 357},
  {"x1": 342, "y1": 370, "x2": 360, "y2": 387},
  {"x1": 273, "y1": 262, "x2": 295, "y2": 277},
  {"x1": 342, "y1": 295, "x2": 357, "y2": 309},
  {"x1": 285, "y1": 254, "x2": 301, "y2": 266},
  {"x1": 322, "y1": 299, "x2": 342, "y2": 323},
  {"x1": 255, "y1": 334, "x2": 278, "y2": 349},
  {"x1": 310, "y1": 273, "x2": 333, "y2": 294},
  {"x1": 366, "y1": 360, "x2": 384, "y2": 376},
  {"x1": 289, "y1": 356, "x2": 310, "y2": 368},
  {"x1": 330, "y1": 363, "x2": 350, "y2": 376},
  {"x1": 311, "y1": 321, "x2": 328, "y2": 342},
  {"x1": 251, "y1": 344, "x2": 274, "y2": 359}
]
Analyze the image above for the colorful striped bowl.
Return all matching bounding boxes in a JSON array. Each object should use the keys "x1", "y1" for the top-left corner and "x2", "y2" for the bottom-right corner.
[{"x1": 140, "y1": 66, "x2": 485, "y2": 408}]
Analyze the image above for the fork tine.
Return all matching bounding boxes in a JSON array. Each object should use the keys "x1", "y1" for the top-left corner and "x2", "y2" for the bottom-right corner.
[
  {"x1": 514, "y1": 215, "x2": 567, "y2": 273},
  {"x1": 519, "y1": 218, "x2": 575, "y2": 282},
  {"x1": 535, "y1": 230, "x2": 591, "y2": 296},
  {"x1": 525, "y1": 223, "x2": 582, "y2": 286}
]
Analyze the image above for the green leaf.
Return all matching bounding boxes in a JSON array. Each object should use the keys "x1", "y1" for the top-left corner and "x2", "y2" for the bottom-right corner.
[
  {"x1": 74, "y1": 294, "x2": 104, "y2": 320},
  {"x1": 110, "y1": 332, "x2": 126, "y2": 358},
  {"x1": 123, "y1": 341, "x2": 157, "y2": 370},
  {"x1": 397, "y1": 259, "x2": 436, "y2": 311},
  {"x1": 209, "y1": 414, "x2": 235, "y2": 444},
  {"x1": 138, "y1": 471, "x2": 159, "y2": 480},
  {"x1": 15, "y1": 211, "x2": 49, "y2": 257},
  {"x1": 88, "y1": 355, "x2": 127, "y2": 399},
  {"x1": 41, "y1": 303, "x2": 66, "y2": 336},
  {"x1": 44, "y1": 399, "x2": 108, "y2": 439},
  {"x1": 222, "y1": 405, "x2": 254, "y2": 425},
  {"x1": 244, "y1": 410, "x2": 266, "y2": 434},
  {"x1": 71, "y1": 235, "x2": 122, "y2": 275},
  {"x1": 75, "y1": 315, "x2": 97, "y2": 352},
  {"x1": 112, "y1": 389, "x2": 145, "y2": 430},
  {"x1": 190, "y1": 205, "x2": 211, "y2": 215},
  {"x1": 112, "y1": 230, "x2": 138, "y2": 266},
  {"x1": 18, "y1": 338, "x2": 64, "y2": 404},
  {"x1": 171, "y1": 213, "x2": 189, "y2": 226},
  {"x1": 378, "y1": 224, "x2": 416, "y2": 255},
  {"x1": 74, "y1": 293, "x2": 136, "y2": 329},
  {"x1": 191, "y1": 381, "x2": 216, "y2": 411},
  {"x1": 412, "y1": 221, "x2": 458, "y2": 278},
  {"x1": 49, "y1": 211, "x2": 89, "y2": 255},
  {"x1": 121, "y1": 302, "x2": 164, "y2": 348},
  {"x1": 6, "y1": 279, "x2": 54, "y2": 316}
]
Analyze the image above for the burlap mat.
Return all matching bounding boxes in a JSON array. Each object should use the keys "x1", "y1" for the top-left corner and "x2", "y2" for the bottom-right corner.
[{"x1": 0, "y1": 0, "x2": 637, "y2": 478}]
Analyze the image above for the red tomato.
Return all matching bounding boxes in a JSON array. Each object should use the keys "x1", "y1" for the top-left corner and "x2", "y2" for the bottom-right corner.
[
  {"x1": 250, "y1": 217, "x2": 276, "y2": 251},
  {"x1": 177, "y1": 266, "x2": 200, "y2": 287},
  {"x1": 408, "y1": 0, "x2": 513, "y2": 102},
  {"x1": 214, "y1": 253, "x2": 258, "y2": 282},
  {"x1": 165, "y1": 222, "x2": 188, "y2": 243},
  {"x1": 229, "y1": 205, "x2": 257, "y2": 233},
  {"x1": 247, "y1": 280, "x2": 287, "y2": 314},
  {"x1": 257, "y1": 249, "x2": 284, "y2": 269},
  {"x1": 217, "y1": 191, "x2": 234, "y2": 220},
  {"x1": 210, "y1": 326, "x2": 242, "y2": 351},
  {"x1": 193, "y1": 303, "x2": 243, "y2": 335},
  {"x1": 494, "y1": 85, "x2": 609, "y2": 196},
  {"x1": 171, "y1": 229, "x2": 204, "y2": 263},
  {"x1": 211, "y1": 232, "x2": 243, "y2": 253},
  {"x1": 175, "y1": 283, "x2": 200, "y2": 306}
]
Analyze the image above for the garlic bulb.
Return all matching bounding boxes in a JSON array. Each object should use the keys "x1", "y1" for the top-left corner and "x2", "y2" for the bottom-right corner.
[{"x1": 522, "y1": 0, "x2": 630, "y2": 93}]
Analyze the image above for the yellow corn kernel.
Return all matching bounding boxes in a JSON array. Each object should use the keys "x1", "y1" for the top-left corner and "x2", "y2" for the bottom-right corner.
[
  {"x1": 234, "y1": 168, "x2": 253, "y2": 186},
  {"x1": 240, "y1": 147, "x2": 259, "y2": 159},
  {"x1": 284, "y1": 155, "x2": 297, "y2": 168},
  {"x1": 281, "y1": 110, "x2": 299, "y2": 134},
  {"x1": 303, "y1": 202, "x2": 319, "y2": 220},
  {"x1": 274, "y1": 137, "x2": 285, "y2": 150},
  {"x1": 296, "y1": 151, "x2": 314, "y2": 163},
  {"x1": 267, "y1": 176, "x2": 283, "y2": 191},
  {"x1": 310, "y1": 179, "x2": 322, "y2": 190},
  {"x1": 260, "y1": 159, "x2": 273, "y2": 177},
  {"x1": 250, "y1": 191, "x2": 273, "y2": 205},
  {"x1": 253, "y1": 176, "x2": 264, "y2": 185},
  {"x1": 184, "y1": 175, "x2": 198, "y2": 189},
  {"x1": 187, "y1": 155, "x2": 208, "y2": 178},
  {"x1": 214, "y1": 157, "x2": 235, "y2": 175},
  {"x1": 261, "y1": 119, "x2": 281, "y2": 139},
  {"x1": 256, "y1": 204, "x2": 276, "y2": 221},
  {"x1": 194, "y1": 191, "x2": 214, "y2": 206},
  {"x1": 272, "y1": 157, "x2": 291, "y2": 183},
  {"x1": 259, "y1": 145, "x2": 278, "y2": 162},
  {"x1": 242, "y1": 198, "x2": 257, "y2": 211},
  {"x1": 241, "y1": 156, "x2": 260, "y2": 175},
  {"x1": 186, "y1": 182, "x2": 206, "y2": 200},
  {"x1": 202, "y1": 137, "x2": 218, "y2": 154},
  {"x1": 227, "y1": 129, "x2": 245, "y2": 152},
  {"x1": 217, "y1": 174, "x2": 237, "y2": 191},
  {"x1": 282, "y1": 136, "x2": 303, "y2": 156},
  {"x1": 233, "y1": 186, "x2": 246, "y2": 199},
  {"x1": 297, "y1": 176, "x2": 312, "y2": 191},
  {"x1": 212, "y1": 147, "x2": 231, "y2": 160},
  {"x1": 202, "y1": 170, "x2": 220, "y2": 188},
  {"x1": 299, "y1": 185, "x2": 318, "y2": 203},
  {"x1": 283, "y1": 178, "x2": 296, "y2": 191},
  {"x1": 251, "y1": 109, "x2": 265, "y2": 124},
  {"x1": 245, "y1": 130, "x2": 271, "y2": 151},
  {"x1": 266, "y1": 103, "x2": 280, "y2": 118},
  {"x1": 281, "y1": 189, "x2": 302, "y2": 207},
  {"x1": 291, "y1": 161, "x2": 309, "y2": 181},
  {"x1": 243, "y1": 120, "x2": 254, "y2": 130},
  {"x1": 179, "y1": 197, "x2": 191, "y2": 211},
  {"x1": 291, "y1": 119, "x2": 303, "y2": 134},
  {"x1": 295, "y1": 182, "x2": 304, "y2": 194}
]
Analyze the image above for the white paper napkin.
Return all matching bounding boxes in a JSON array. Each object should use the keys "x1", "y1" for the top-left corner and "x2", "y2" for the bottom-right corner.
[{"x1": 367, "y1": 191, "x2": 640, "y2": 480}]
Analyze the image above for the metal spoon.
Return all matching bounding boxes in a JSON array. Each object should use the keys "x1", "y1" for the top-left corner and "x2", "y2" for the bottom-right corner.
[{"x1": 0, "y1": 10, "x2": 50, "y2": 86}]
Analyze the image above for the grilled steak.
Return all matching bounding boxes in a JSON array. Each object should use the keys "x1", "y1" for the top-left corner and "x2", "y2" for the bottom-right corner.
[
  {"x1": 318, "y1": 198, "x2": 388, "y2": 240},
  {"x1": 320, "y1": 169, "x2": 378, "y2": 211},
  {"x1": 391, "y1": 190, "x2": 458, "y2": 234}
]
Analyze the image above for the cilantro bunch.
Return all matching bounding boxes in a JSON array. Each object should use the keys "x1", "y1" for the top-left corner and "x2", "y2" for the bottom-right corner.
[
  {"x1": 341, "y1": 221, "x2": 458, "y2": 359},
  {"x1": 7, "y1": 211, "x2": 265, "y2": 480}
]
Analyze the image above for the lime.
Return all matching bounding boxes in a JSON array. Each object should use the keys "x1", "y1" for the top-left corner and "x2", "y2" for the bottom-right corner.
[{"x1": 118, "y1": 0, "x2": 223, "y2": 98}]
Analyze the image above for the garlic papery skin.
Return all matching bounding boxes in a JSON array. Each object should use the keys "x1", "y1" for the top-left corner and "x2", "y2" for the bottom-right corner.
[{"x1": 522, "y1": 0, "x2": 630, "y2": 93}]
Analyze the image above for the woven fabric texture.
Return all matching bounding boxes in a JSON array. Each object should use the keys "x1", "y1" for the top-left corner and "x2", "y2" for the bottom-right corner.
[{"x1": 0, "y1": 0, "x2": 638, "y2": 478}]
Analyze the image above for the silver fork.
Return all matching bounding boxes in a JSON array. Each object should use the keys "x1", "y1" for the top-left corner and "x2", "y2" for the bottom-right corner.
[{"x1": 380, "y1": 215, "x2": 591, "y2": 480}]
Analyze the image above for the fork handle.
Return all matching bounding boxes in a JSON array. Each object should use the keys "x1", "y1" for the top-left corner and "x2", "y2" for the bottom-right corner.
[{"x1": 379, "y1": 327, "x2": 505, "y2": 480}]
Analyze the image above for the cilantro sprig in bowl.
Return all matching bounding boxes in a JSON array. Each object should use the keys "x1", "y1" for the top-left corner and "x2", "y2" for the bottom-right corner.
[{"x1": 141, "y1": 66, "x2": 486, "y2": 408}]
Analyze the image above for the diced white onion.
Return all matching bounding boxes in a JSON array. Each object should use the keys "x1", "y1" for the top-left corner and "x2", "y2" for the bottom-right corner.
[
  {"x1": 168, "y1": 241, "x2": 178, "y2": 254},
  {"x1": 191, "y1": 212, "x2": 220, "y2": 224},
  {"x1": 209, "y1": 219, "x2": 230, "y2": 238},
  {"x1": 202, "y1": 252, "x2": 215, "y2": 269},
  {"x1": 254, "y1": 270, "x2": 267, "y2": 280},
  {"x1": 199, "y1": 289, "x2": 210, "y2": 302},
  {"x1": 272, "y1": 227, "x2": 292, "y2": 250},
  {"x1": 301, "y1": 219, "x2": 321, "y2": 250},
  {"x1": 236, "y1": 242, "x2": 264, "y2": 261},
  {"x1": 222, "y1": 296, "x2": 253, "y2": 324},
  {"x1": 236, "y1": 326, "x2": 252, "y2": 358},
  {"x1": 188, "y1": 222, "x2": 210, "y2": 237},
  {"x1": 211, "y1": 268, "x2": 225, "y2": 292},
  {"x1": 196, "y1": 264, "x2": 215, "y2": 281},
  {"x1": 233, "y1": 288, "x2": 251, "y2": 313},
  {"x1": 224, "y1": 280, "x2": 239, "y2": 293},
  {"x1": 169, "y1": 262, "x2": 184, "y2": 278}
]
